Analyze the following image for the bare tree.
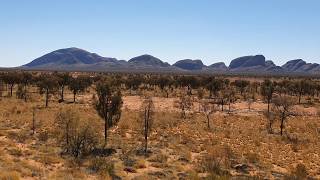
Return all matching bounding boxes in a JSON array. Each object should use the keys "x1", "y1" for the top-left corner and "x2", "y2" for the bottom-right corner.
[
  {"x1": 178, "y1": 95, "x2": 192, "y2": 119},
  {"x1": 139, "y1": 97, "x2": 155, "y2": 154},
  {"x1": 272, "y1": 95, "x2": 295, "y2": 136},
  {"x1": 200, "y1": 100, "x2": 217, "y2": 129},
  {"x1": 263, "y1": 111, "x2": 276, "y2": 133}
]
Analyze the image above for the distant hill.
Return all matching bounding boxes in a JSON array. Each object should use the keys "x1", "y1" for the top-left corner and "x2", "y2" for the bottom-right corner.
[
  {"x1": 20, "y1": 47, "x2": 319, "y2": 75},
  {"x1": 128, "y1": 55, "x2": 170, "y2": 67},
  {"x1": 173, "y1": 59, "x2": 205, "y2": 70}
]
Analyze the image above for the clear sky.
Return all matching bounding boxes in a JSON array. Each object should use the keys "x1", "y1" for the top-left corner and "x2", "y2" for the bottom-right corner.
[{"x1": 1, "y1": 0, "x2": 319, "y2": 67}]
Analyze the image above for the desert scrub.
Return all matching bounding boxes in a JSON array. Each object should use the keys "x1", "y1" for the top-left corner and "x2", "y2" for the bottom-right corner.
[
  {"x1": 134, "y1": 159, "x2": 146, "y2": 169},
  {"x1": 245, "y1": 152, "x2": 259, "y2": 164},
  {"x1": 0, "y1": 171, "x2": 20, "y2": 180},
  {"x1": 89, "y1": 157, "x2": 115, "y2": 177}
]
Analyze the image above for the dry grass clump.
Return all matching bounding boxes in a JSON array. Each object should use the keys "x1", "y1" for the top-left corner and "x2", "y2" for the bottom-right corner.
[
  {"x1": 133, "y1": 159, "x2": 146, "y2": 169},
  {"x1": 284, "y1": 163, "x2": 308, "y2": 180},
  {"x1": 0, "y1": 171, "x2": 20, "y2": 180},
  {"x1": 245, "y1": 152, "x2": 259, "y2": 164},
  {"x1": 88, "y1": 157, "x2": 115, "y2": 177},
  {"x1": 199, "y1": 144, "x2": 236, "y2": 178}
]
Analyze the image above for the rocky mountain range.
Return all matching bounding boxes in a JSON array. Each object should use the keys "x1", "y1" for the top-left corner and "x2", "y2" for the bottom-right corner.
[{"x1": 21, "y1": 47, "x2": 320, "y2": 75}]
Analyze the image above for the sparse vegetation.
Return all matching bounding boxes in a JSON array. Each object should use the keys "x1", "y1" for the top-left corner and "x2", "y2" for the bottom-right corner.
[{"x1": 0, "y1": 71, "x2": 319, "y2": 179}]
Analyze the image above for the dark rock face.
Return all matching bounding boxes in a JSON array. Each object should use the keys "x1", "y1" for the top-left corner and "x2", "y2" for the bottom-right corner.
[
  {"x1": 282, "y1": 59, "x2": 320, "y2": 73},
  {"x1": 128, "y1": 54, "x2": 170, "y2": 67},
  {"x1": 209, "y1": 62, "x2": 227, "y2": 69},
  {"x1": 282, "y1": 59, "x2": 307, "y2": 72},
  {"x1": 25, "y1": 47, "x2": 116, "y2": 67},
  {"x1": 229, "y1": 55, "x2": 266, "y2": 69},
  {"x1": 173, "y1": 59, "x2": 205, "y2": 70},
  {"x1": 20, "y1": 47, "x2": 320, "y2": 74}
]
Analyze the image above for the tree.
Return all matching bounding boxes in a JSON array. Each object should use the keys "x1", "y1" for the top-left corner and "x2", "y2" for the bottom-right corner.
[
  {"x1": 20, "y1": 72, "x2": 33, "y2": 102},
  {"x1": 200, "y1": 100, "x2": 217, "y2": 129},
  {"x1": 55, "y1": 108, "x2": 100, "y2": 158},
  {"x1": 3, "y1": 72, "x2": 21, "y2": 97},
  {"x1": 225, "y1": 87, "x2": 236, "y2": 113},
  {"x1": 205, "y1": 78, "x2": 225, "y2": 98},
  {"x1": 264, "y1": 111, "x2": 276, "y2": 134},
  {"x1": 37, "y1": 74, "x2": 59, "y2": 107},
  {"x1": 233, "y1": 80, "x2": 250, "y2": 97},
  {"x1": 95, "y1": 80, "x2": 123, "y2": 145},
  {"x1": 56, "y1": 73, "x2": 70, "y2": 102},
  {"x1": 139, "y1": 97, "x2": 155, "y2": 154},
  {"x1": 261, "y1": 79, "x2": 275, "y2": 114},
  {"x1": 0, "y1": 76, "x2": 3, "y2": 99},
  {"x1": 69, "y1": 76, "x2": 92, "y2": 103},
  {"x1": 177, "y1": 76, "x2": 199, "y2": 95},
  {"x1": 178, "y1": 95, "x2": 192, "y2": 119},
  {"x1": 125, "y1": 75, "x2": 143, "y2": 95},
  {"x1": 272, "y1": 95, "x2": 294, "y2": 136}
]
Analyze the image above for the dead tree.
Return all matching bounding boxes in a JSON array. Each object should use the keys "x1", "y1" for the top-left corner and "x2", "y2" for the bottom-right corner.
[
  {"x1": 200, "y1": 100, "x2": 217, "y2": 129},
  {"x1": 272, "y1": 95, "x2": 294, "y2": 136},
  {"x1": 264, "y1": 111, "x2": 276, "y2": 133},
  {"x1": 178, "y1": 96, "x2": 192, "y2": 119},
  {"x1": 139, "y1": 97, "x2": 155, "y2": 154}
]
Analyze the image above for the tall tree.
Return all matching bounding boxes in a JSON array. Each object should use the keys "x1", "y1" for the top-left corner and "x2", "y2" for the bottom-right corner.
[
  {"x1": 261, "y1": 79, "x2": 275, "y2": 114},
  {"x1": 37, "y1": 74, "x2": 59, "y2": 107},
  {"x1": 200, "y1": 100, "x2": 217, "y2": 129},
  {"x1": 56, "y1": 73, "x2": 71, "y2": 102},
  {"x1": 272, "y1": 95, "x2": 294, "y2": 136},
  {"x1": 3, "y1": 72, "x2": 21, "y2": 97},
  {"x1": 69, "y1": 76, "x2": 92, "y2": 103},
  {"x1": 95, "y1": 80, "x2": 122, "y2": 145},
  {"x1": 20, "y1": 72, "x2": 33, "y2": 102}
]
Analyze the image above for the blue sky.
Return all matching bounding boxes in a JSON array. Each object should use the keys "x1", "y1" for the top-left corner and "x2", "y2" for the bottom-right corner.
[{"x1": 0, "y1": 0, "x2": 319, "y2": 67}]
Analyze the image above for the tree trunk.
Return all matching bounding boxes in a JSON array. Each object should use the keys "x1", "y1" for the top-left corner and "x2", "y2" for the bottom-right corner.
[
  {"x1": 73, "y1": 92, "x2": 76, "y2": 103},
  {"x1": 61, "y1": 85, "x2": 64, "y2": 101},
  {"x1": 32, "y1": 108, "x2": 35, "y2": 135},
  {"x1": 45, "y1": 88, "x2": 49, "y2": 107},
  {"x1": 144, "y1": 108, "x2": 148, "y2": 154},
  {"x1": 10, "y1": 84, "x2": 13, "y2": 97},
  {"x1": 267, "y1": 99, "x2": 270, "y2": 114},
  {"x1": 280, "y1": 117, "x2": 284, "y2": 136},
  {"x1": 207, "y1": 115, "x2": 210, "y2": 129},
  {"x1": 298, "y1": 92, "x2": 302, "y2": 104},
  {"x1": 66, "y1": 123, "x2": 69, "y2": 147},
  {"x1": 104, "y1": 117, "x2": 108, "y2": 145},
  {"x1": 221, "y1": 100, "x2": 224, "y2": 111},
  {"x1": 24, "y1": 84, "x2": 27, "y2": 102}
]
